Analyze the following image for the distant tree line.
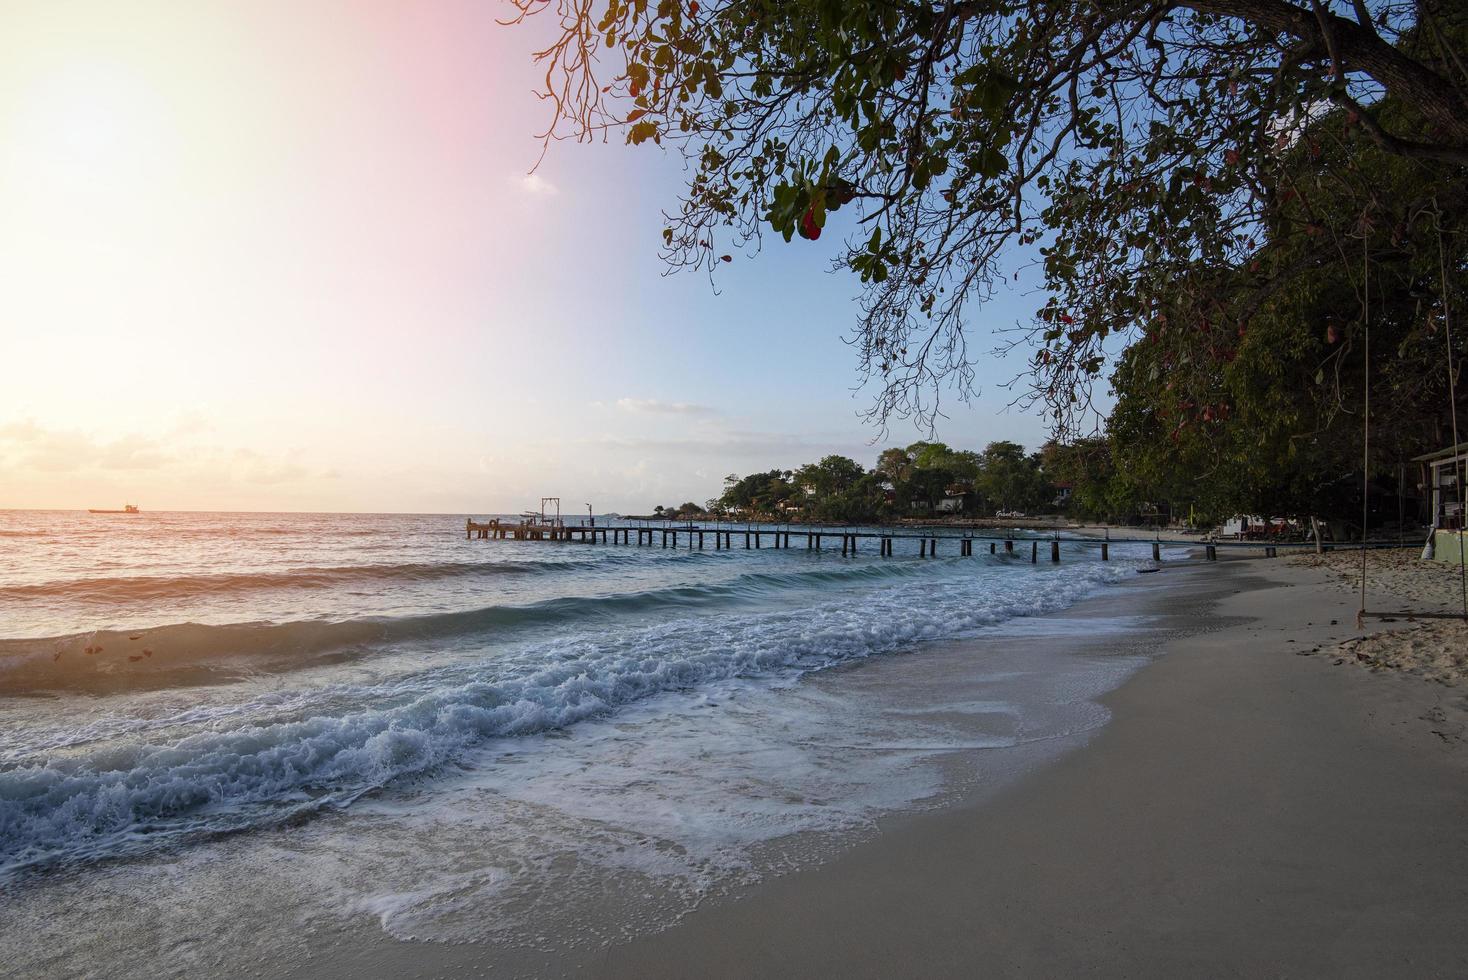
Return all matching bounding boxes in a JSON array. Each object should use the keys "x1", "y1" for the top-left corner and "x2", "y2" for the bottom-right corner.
[{"x1": 686, "y1": 440, "x2": 1106, "y2": 524}]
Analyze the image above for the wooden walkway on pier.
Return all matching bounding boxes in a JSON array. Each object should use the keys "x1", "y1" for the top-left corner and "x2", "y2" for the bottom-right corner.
[{"x1": 465, "y1": 519, "x2": 1394, "y2": 562}]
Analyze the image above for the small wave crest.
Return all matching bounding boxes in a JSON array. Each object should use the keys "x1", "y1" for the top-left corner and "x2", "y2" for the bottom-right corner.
[
  {"x1": 0, "y1": 559, "x2": 585, "y2": 605},
  {"x1": 0, "y1": 559, "x2": 954, "y2": 694}
]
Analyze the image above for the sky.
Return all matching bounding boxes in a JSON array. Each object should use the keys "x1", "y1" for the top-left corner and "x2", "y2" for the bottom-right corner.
[{"x1": 0, "y1": 0, "x2": 1056, "y2": 514}]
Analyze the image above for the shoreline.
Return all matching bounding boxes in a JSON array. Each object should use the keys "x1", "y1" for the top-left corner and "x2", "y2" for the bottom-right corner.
[
  {"x1": 263, "y1": 559, "x2": 1227, "y2": 978},
  {"x1": 282, "y1": 557, "x2": 1468, "y2": 979},
  {"x1": 12, "y1": 554, "x2": 1466, "y2": 978},
  {"x1": 575, "y1": 559, "x2": 1468, "y2": 978}
]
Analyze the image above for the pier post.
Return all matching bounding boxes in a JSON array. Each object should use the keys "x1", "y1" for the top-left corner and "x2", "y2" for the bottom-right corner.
[
  {"x1": 815, "y1": 534, "x2": 821, "y2": 550},
  {"x1": 1051, "y1": 539, "x2": 1060, "y2": 563},
  {"x1": 920, "y1": 537, "x2": 927, "y2": 558},
  {"x1": 744, "y1": 532, "x2": 750, "y2": 549},
  {"x1": 698, "y1": 531, "x2": 704, "y2": 549},
  {"x1": 1031, "y1": 541, "x2": 1038, "y2": 563},
  {"x1": 755, "y1": 532, "x2": 761, "y2": 548},
  {"x1": 930, "y1": 536, "x2": 937, "y2": 556},
  {"x1": 1005, "y1": 539, "x2": 1014, "y2": 554},
  {"x1": 662, "y1": 530, "x2": 668, "y2": 548},
  {"x1": 1152, "y1": 542, "x2": 1161, "y2": 561},
  {"x1": 990, "y1": 542, "x2": 996, "y2": 554},
  {"x1": 1101, "y1": 542, "x2": 1109, "y2": 561},
  {"x1": 807, "y1": 533, "x2": 813, "y2": 550}
]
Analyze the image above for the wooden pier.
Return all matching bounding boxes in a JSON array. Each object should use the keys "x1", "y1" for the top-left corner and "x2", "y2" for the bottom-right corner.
[{"x1": 466, "y1": 519, "x2": 1394, "y2": 562}]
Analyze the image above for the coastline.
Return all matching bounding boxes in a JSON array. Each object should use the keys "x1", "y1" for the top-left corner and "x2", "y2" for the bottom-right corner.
[
  {"x1": 577, "y1": 558, "x2": 1468, "y2": 979},
  {"x1": 282, "y1": 556, "x2": 1468, "y2": 979},
  {"x1": 15, "y1": 554, "x2": 1466, "y2": 978}
]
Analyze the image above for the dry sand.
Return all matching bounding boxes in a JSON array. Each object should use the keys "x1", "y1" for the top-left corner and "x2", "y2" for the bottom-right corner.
[{"x1": 1292, "y1": 548, "x2": 1468, "y2": 689}]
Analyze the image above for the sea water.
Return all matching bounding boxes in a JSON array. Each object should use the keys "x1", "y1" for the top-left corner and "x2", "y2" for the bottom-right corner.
[{"x1": 0, "y1": 510, "x2": 1179, "y2": 973}]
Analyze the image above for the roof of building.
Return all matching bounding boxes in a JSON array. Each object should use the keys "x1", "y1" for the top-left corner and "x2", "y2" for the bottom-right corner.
[{"x1": 1412, "y1": 441, "x2": 1468, "y2": 464}]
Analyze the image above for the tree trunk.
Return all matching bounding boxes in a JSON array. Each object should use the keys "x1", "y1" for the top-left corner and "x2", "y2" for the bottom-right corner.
[{"x1": 1186, "y1": 0, "x2": 1468, "y2": 146}]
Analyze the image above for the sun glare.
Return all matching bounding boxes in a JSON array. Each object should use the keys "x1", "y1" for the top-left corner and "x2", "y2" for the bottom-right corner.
[{"x1": 7, "y1": 60, "x2": 170, "y2": 190}]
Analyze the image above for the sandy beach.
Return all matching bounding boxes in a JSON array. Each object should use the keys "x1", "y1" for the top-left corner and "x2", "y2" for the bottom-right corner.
[
  {"x1": 576, "y1": 560, "x2": 1468, "y2": 979},
  {"x1": 244, "y1": 552, "x2": 1468, "y2": 979}
]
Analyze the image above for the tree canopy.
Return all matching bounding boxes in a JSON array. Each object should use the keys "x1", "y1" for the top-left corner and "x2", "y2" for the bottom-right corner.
[
  {"x1": 507, "y1": 0, "x2": 1466, "y2": 436},
  {"x1": 711, "y1": 439, "x2": 1062, "y2": 521}
]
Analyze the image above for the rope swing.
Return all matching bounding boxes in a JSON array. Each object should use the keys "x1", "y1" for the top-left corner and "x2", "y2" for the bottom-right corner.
[
  {"x1": 1356, "y1": 231, "x2": 1368, "y2": 627},
  {"x1": 1358, "y1": 234, "x2": 1370, "y2": 631},
  {"x1": 1436, "y1": 208, "x2": 1468, "y2": 620},
  {"x1": 1356, "y1": 205, "x2": 1468, "y2": 625}
]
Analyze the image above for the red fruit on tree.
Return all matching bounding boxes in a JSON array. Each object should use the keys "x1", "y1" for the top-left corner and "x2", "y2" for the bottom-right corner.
[{"x1": 800, "y1": 207, "x2": 821, "y2": 240}]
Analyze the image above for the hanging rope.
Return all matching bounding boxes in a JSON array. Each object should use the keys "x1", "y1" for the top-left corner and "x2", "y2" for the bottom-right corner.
[
  {"x1": 1435, "y1": 208, "x2": 1467, "y2": 620},
  {"x1": 1358, "y1": 233, "x2": 1370, "y2": 631}
]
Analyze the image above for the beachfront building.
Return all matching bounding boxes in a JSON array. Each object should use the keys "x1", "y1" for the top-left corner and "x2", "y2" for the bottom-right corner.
[{"x1": 1415, "y1": 442, "x2": 1468, "y2": 563}]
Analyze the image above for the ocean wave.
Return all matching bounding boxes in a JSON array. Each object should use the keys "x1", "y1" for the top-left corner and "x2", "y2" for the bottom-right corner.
[
  {"x1": 0, "y1": 560, "x2": 1141, "y2": 876},
  {"x1": 0, "y1": 548, "x2": 734, "y2": 607},
  {"x1": 0, "y1": 560, "x2": 560, "y2": 604},
  {"x1": 0, "y1": 558, "x2": 964, "y2": 694}
]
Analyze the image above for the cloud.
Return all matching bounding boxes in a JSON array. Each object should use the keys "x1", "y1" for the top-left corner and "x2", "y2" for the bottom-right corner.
[
  {"x1": 518, "y1": 173, "x2": 558, "y2": 197},
  {"x1": 615, "y1": 397, "x2": 718, "y2": 417},
  {"x1": 586, "y1": 429, "x2": 863, "y2": 458},
  {"x1": 0, "y1": 418, "x2": 320, "y2": 485},
  {"x1": 0, "y1": 420, "x2": 171, "y2": 472}
]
